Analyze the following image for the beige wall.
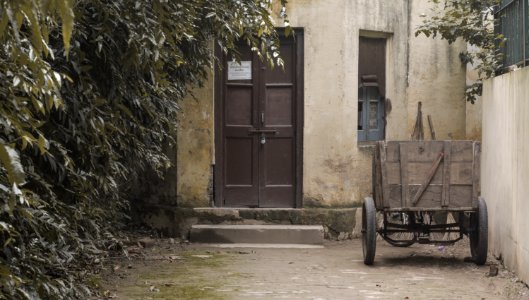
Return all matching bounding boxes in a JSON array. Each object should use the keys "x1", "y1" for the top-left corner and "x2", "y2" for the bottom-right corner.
[
  {"x1": 465, "y1": 44, "x2": 483, "y2": 141},
  {"x1": 176, "y1": 0, "x2": 469, "y2": 208},
  {"x1": 482, "y1": 67, "x2": 529, "y2": 283},
  {"x1": 408, "y1": 0, "x2": 467, "y2": 141},
  {"x1": 466, "y1": 96, "x2": 482, "y2": 140},
  {"x1": 176, "y1": 77, "x2": 214, "y2": 207},
  {"x1": 279, "y1": 0, "x2": 410, "y2": 206}
]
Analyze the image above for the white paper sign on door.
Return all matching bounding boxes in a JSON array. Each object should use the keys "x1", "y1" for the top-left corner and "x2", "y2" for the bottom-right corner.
[{"x1": 228, "y1": 61, "x2": 252, "y2": 80}]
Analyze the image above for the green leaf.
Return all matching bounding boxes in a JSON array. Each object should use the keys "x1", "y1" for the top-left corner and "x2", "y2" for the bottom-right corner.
[
  {"x1": 284, "y1": 26, "x2": 292, "y2": 37},
  {"x1": 0, "y1": 143, "x2": 26, "y2": 185},
  {"x1": 0, "y1": 10, "x2": 9, "y2": 39},
  {"x1": 38, "y1": 134, "x2": 49, "y2": 155},
  {"x1": 58, "y1": 0, "x2": 75, "y2": 57},
  {"x1": 0, "y1": 264, "x2": 12, "y2": 276},
  {"x1": 5, "y1": 5, "x2": 21, "y2": 44},
  {"x1": 32, "y1": 98, "x2": 45, "y2": 114},
  {"x1": 13, "y1": 76, "x2": 21, "y2": 87},
  {"x1": 21, "y1": 132, "x2": 36, "y2": 150},
  {"x1": 22, "y1": 4, "x2": 44, "y2": 53},
  {"x1": 15, "y1": 288, "x2": 33, "y2": 300}
]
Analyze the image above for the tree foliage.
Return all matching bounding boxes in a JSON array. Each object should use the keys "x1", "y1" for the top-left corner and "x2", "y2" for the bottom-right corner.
[
  {"x1": 416, "y1": 0, "x2": 504, "y2": 103},
  {"x1": 0, "y1": 0, "x2": 288, "y2": 298}
]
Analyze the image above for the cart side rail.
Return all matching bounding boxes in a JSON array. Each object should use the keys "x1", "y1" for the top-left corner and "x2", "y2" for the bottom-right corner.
[{"x1": 373, "y1": 140, "x2": 480, "y2": 211}]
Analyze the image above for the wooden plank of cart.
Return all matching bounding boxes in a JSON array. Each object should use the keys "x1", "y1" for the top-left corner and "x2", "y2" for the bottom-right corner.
[{"x1": 362, "y1": 140, "x2": 488, "y2": 265}]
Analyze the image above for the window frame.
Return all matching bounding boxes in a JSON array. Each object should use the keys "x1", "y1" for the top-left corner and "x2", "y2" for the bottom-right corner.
[
  {"x1": 357, "y1": 81, "x2": 385, "y2": 142},
  {"x1": 357, "y1": 35, "x2": 387, "y2": 142}
]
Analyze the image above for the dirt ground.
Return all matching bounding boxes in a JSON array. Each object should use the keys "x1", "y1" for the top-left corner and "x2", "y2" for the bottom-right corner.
[{"x1": 99, "y1": 239, "x2": 529, "y2": 300}]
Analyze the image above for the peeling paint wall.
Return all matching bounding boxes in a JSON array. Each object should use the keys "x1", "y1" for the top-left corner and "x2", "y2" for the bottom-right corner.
[
  {"x1": 175, "y1": 0, "x2": 471, "y2": 208},
  {"x1": 482, "y1": 68, "x2": 529, "y2": 284}
]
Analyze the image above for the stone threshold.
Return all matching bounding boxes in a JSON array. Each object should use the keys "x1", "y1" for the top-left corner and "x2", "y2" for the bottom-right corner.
[{"x1": 193, "y1": 243, "x2": 325, "y2": 249}]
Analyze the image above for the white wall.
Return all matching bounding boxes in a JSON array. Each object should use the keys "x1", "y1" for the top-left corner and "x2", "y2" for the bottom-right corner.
[{"x1": 482, "y1": 67, "x2": 529, "y2": 283}]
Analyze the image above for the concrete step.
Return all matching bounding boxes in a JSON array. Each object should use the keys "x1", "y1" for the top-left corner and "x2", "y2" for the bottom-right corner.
[{"x1": 190, "y1": 224, "x2": 324, "y2": 245}]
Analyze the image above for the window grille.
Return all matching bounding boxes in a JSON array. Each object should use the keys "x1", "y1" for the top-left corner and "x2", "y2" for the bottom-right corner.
[{"x1": 495, "y1": 0, "x2": 529, "y2": 70}]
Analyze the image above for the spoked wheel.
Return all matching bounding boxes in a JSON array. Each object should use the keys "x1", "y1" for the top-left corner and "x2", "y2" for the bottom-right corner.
[
  {"x1": 362, "y1": 197, "x2": 377, "y2": 265},
  {"x1": 469, "y1": 197, "x2": 488, "y2": 265}
]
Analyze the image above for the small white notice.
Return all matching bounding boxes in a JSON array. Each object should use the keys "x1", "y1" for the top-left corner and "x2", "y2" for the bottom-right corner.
[{"x1": 228, "y1": 61, "x2": 252, "y2": 80}]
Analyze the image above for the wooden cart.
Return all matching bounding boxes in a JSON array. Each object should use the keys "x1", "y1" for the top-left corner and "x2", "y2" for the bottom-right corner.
[{"x1": 362, "y1": 140, "x2": 488, "y2": 265}]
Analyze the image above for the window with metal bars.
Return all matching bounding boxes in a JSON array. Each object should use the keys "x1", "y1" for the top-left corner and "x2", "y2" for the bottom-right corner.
[{"x1": 495, "y1": 0, "x2": 529, "y2": 71}]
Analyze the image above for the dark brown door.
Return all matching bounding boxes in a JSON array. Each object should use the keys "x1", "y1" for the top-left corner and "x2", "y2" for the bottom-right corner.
[{"x1": 215, "y1": 32, "x2": 303, "y2": 208}]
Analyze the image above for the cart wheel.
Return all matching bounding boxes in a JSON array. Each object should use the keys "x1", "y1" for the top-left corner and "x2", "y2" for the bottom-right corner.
[
  {"x1": 362, "y1": 197, "x2": 377, "y2": 265},
  {"x1": 470, "y1": 197, "x2": 488, "y2": 265}
]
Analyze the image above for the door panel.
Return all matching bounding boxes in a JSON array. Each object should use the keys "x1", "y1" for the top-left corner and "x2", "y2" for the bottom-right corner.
[
  {"x1": 264, "y1": 139, "x2": 294, "y2": 185},
  {"x1": 260, "y1": 39, "x2": 296, "y2": 208},
  {"x1": 225, "y1": 138, "x2": 254, "y2": 185},
  {"x1": 216, "y1": 32, "x2": 303, "y2": 208},
  {"x1": 265, "y1": 87, "x2": 293, "y2": 125},
  {"x1": 265, "y1": 44, "x2": 294, "y2": 83},
  {"x1": 222, "y1": 44, "x2": 260, "y2": 207},
  {"x1": 226, "y1": 87, "x2": 253, "y2": 126}
]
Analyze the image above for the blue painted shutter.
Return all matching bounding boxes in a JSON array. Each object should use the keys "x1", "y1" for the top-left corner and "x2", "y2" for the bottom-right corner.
[{"x1": 358, "y1": 84, "x2": 385, "y2": 141}]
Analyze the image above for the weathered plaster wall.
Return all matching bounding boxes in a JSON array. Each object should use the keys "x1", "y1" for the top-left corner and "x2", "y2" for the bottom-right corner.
[
  {"x1": 408, "y1": 0, "x2": 467, "y2": 141},
  {"x1": 482, "y1": 67, "x2": 529, "y2": 284},
  {"x1": 176, "y1": 76, "x2": 214, "y2": 207},
  {"x1": 279, "y1": 0, "x2": 410, "y2": 207},
  {"x1": 282, "y1": 0, "x2": 467, "y2": 206},
  {"x1": 465, "y1": 44, "x2": 483, "y2": 141},
  {"x1": 466, "y1": 96, "x2": 482, "y2": 140},
  {"x1": 175, "y1": 0, "x2": 469, "y2": 208}
]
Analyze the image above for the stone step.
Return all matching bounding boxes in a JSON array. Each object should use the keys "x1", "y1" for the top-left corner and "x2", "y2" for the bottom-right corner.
[{"x1": 190, "y1": 224, "x2": 324, "y2": 245}]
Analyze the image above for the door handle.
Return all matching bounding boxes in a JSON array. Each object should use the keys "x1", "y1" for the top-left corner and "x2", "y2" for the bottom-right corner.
[{"x1": 248, "y1": 129, "x2": 278, "y2": 135}]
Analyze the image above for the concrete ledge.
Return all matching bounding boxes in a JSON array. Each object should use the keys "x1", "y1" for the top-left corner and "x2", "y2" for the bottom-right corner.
[
  {"x1": 190, "y1": 225, "x2": 324, "y2": 245},
  {"x1": 135, "y1": 206, "x2": 358, "y2": 240}
]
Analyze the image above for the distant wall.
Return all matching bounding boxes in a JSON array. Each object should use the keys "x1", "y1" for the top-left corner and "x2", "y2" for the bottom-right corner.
[
  {"x1": 174, "y1": 0, "x2": 469, "y2": 208},
  {"x1": 278, "y1": 0, "x2": 411, "y2": 207},
  {"x1": 408, "y1": 0, "x2": 467, "y2": 141},
  {"x1": 465, "y1": 44, "x2": 483, "y2": 141},
  {"x1": 482, "y1": 67, "x2": 529, "y2": 283}
]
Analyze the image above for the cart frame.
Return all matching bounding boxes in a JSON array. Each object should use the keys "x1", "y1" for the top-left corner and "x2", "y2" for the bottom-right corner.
[{"x1": 362, "y1": 140, "x2": 488, "y2": 265}]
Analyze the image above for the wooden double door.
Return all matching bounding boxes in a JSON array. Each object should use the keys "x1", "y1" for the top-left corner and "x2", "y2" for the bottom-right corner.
[{"x1": 215, "y1": 32, "x2": 304, "y2": 208}]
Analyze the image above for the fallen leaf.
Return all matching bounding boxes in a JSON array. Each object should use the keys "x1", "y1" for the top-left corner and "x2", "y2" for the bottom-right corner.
[{"x1": 149, "y1": 285, "x2": 160, "y2": 293}]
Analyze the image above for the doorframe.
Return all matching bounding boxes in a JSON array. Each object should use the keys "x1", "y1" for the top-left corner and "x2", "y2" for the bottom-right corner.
[{"x1": 214, "y1": 28, "x2": 304, "y2": 208}]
